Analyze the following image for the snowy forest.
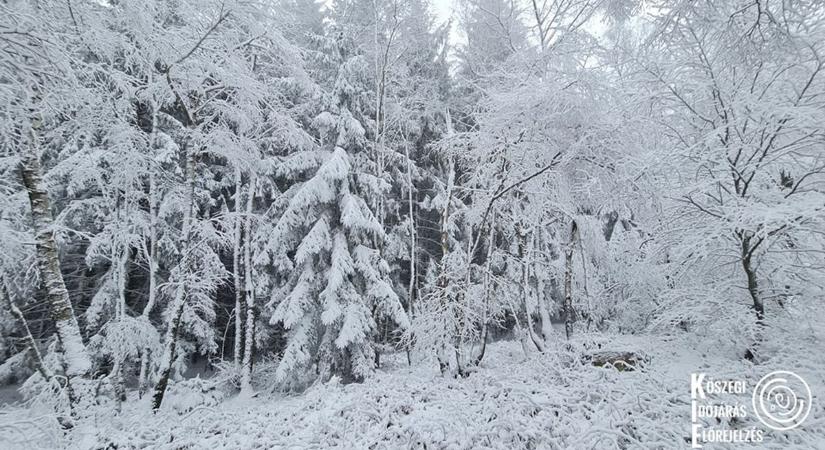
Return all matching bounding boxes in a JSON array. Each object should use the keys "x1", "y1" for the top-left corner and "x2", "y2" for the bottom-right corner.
[{"x1": 1, "y1": 0, "x2": 824, "y2": 448}]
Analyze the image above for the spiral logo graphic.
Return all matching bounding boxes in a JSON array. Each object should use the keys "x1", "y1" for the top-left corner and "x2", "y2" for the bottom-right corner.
[{"x1": 752, "y1": 371, "x2": 812, "y2": 431}]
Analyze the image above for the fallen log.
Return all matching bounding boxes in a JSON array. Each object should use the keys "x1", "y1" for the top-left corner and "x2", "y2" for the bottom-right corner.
[{"x1": 586, "y1": 351, "x2": 646, "y2": 371}]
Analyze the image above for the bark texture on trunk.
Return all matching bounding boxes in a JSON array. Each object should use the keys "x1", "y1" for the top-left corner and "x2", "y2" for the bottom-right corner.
[
  {"x1": 20, "y1": 126, "x2": 91, "y2": 377},
  {"x1": 151, "y1": 295, "x2": 186, "y2": 410},
  {"x1": 563, "y1": 220, "x2": 578, "y2": 340},
  {"x1": 740, "y1": 233, "x2": 764, "y2": 361},
  {"x1": 740, "y1": 235, "x2": 764, "y2": 322}
]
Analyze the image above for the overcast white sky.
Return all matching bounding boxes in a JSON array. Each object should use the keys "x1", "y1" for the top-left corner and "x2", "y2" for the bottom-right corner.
[{"x1": 430, "y1": 0, "x2": 456, "y2": 26}]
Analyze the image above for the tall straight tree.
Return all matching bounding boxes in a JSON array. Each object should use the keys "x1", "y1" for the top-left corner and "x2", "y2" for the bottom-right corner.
[
  {"x1": 1, "y1": 0, "x2": 93, "y2": 395},
  {"x1": 266, "y1": 17, "x2": 408, "y2": 386}
]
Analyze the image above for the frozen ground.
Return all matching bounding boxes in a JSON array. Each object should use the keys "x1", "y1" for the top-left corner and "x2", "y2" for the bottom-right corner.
[{"x1": 1, "y1": 325, "x2": 822, "y2": 450}]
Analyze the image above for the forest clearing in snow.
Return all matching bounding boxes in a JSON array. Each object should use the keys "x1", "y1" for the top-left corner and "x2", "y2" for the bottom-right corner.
[{"x1": 1, "y1": 0, "x2": 824, "y2": 448}]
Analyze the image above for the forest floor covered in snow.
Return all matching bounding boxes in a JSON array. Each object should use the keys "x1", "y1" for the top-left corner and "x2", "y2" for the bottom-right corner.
[{"x1": 2, "y1": 321, "x2": 824, "y2": 449}]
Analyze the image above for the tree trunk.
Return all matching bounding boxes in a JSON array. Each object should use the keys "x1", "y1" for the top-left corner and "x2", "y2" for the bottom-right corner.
[
  {"x1": 740, "y1": 236, "x2": 764, "y2": 322},
  {"x1": 740, "y1": 233, "x2": 764, "y2": 361},
  {"x1": 115, "y1": 242, "x2": 129, "y2": 322},
  {"x1": 2, "y1": 282, "x2": 51, "y2": 381},
  {"x1": 112, "y1": 242, "x2": 129, "y2": 402},
  {"x1": 146, "y1": 172, "x2": 160, "y2": 316},
  {"x1": 232, "y1": 169, "x2": 245, "y2": 367},
  {"x1": 519, "y1": 227, "x2": 544, "y2": 352},
  {"x1": 534, "y1": 230, "x2": 553, "y2": 343},
  {"x1": 405, "y1": 148, "x2": 415, "y2": 366},
  {"x1": 4, "y1": 281, "x2": 78, "y2": 425},
  {"x1": 138, "y1": 347, "x2": 151, "y2": 399},
  {"x1": 454, "y1": 228, "x2": 475, "y2": 377},
  {"x1": 151, "y1": 293, "x2": 186, "y2": 410},
  {"x1": 139, "y1": 100, "x2": 160, "y2": 398},
  {"x1": 110, "y1": 360, "x2": 126, "y2": 412},
  {"x1": 138, "y1": 173, "x2": 159, "y2": 398},
  {"x1": 240, "y1": 178, "x2": 256, "y2": 394},
  {"x1": 152, "y1": 141, "x2": 196, "y2": 411},
  {"x1": 473, "y1": 215, "x2": 496, "y2": 367},
  {"x1": 537, "y1": 277, "x2": 553, "y2": 341},
  {"x1": 19, "y1": 124, "x2": 91, "y2": 378},
  {"x1": 436, "y1": 146, "x2": 455, "y2": 375},
  {"x1": 404, "y1": 141, "x2": 416, "y2": 318},
  {"x1": 563, "y1": 220, "x2": 578, "y2": 340}
]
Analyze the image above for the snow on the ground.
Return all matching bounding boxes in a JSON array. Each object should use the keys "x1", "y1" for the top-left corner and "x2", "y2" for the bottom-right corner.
[{"x1": 1, "y1": 331, "x2": 823, "y2": 449}]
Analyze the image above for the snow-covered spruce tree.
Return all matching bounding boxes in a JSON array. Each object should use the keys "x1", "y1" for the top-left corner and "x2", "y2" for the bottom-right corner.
[
  {"x1": 457, "y1": 0, "x2": 528, "y2": 79},
  {"x1": 266, "y1": 25, "x2": 408, "y2": 387},
  {"x1": 328, "y1": 0, "x2": 453, "y2": 362},
  {"x1": 315, "y1": 1, "x2": 459, "y2": 373}
]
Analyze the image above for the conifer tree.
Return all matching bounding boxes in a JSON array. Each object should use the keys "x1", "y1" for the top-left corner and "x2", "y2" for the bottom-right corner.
[{"x1": 267, "y1": 23, "x2": 408, "y2": 386}]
